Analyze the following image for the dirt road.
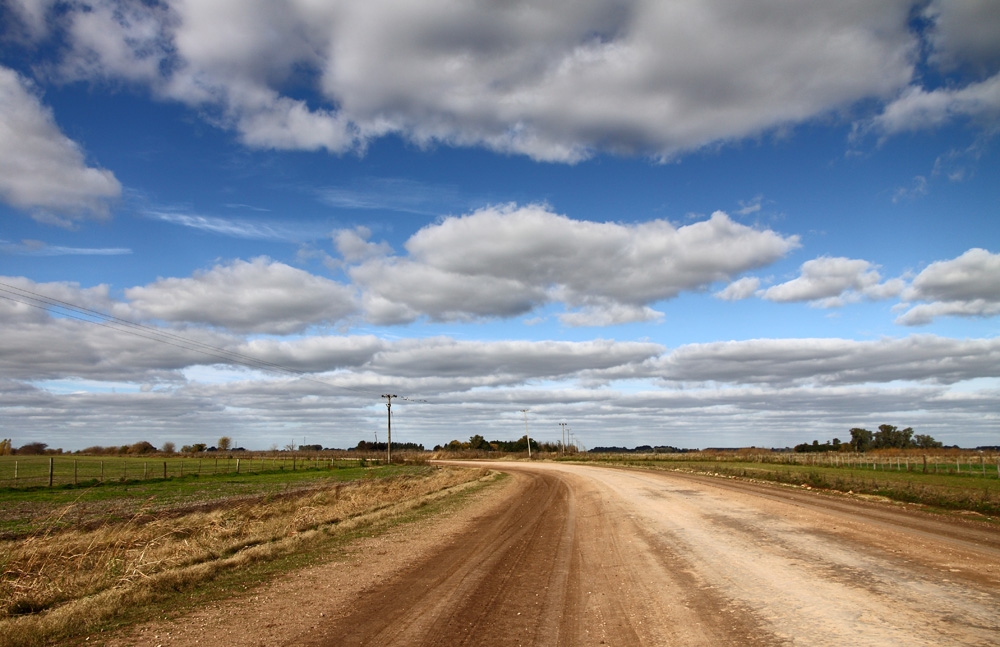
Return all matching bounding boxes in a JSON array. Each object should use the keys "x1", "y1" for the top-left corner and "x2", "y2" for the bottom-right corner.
[{"x1": 109, "y1": 461, "x2": 1000, "y2": 646}]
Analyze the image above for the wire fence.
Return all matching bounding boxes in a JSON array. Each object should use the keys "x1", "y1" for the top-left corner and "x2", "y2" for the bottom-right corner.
[
  {"x1": 0, "y1": 455, "x2": 369, "y2": 489},
  {"x1": 595, "y1": 451, "x2": 1000, "y2": 479}
]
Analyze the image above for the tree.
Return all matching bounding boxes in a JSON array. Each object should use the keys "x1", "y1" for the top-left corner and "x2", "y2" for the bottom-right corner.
[
  {"x1": 161, "y1": 441, "x2": 176, "y2": 454},
  {"x1": 128, "y1": 441, "x2": 157, "y2": 454},
  {"x1": 16, "y1": 442, "x2": 48, "y2": 455},
  {"x1": 849, "y1": 428, "x2": 872, "y2": 452},
  {"x1": 468, "y1": 434, "x2": 491, "y2": 451},
  {"x1": 217, "y1": 436, "x2": 232, "y2": 451},
  {"x1": 873, "y1": 424, "x2": 913, "y2": 449},
  {"x1": 0, "y1": 439, "x2": 12, "y2": 456},
  {"x1": 913, "y1": 434, "x2": 943, "y2": 449}
]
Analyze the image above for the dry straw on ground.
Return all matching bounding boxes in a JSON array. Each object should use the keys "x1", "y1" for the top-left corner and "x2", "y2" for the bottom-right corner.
[{"x1": 0, "y1": 467, "x2": 487, "y2": 647}]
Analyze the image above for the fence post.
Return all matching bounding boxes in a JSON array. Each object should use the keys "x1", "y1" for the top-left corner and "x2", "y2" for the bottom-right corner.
[
  {"x1": 144, "y1": 462, "x2": 148, "y2": 480},
  {"x1": 236, "y1": 458, "x2": 240, "y2": 474},
  {"x1": 48, "y1": 457, "x2": 54, "y2": 487},
  {"x1": 923, "y1": 455, "x2": 927, "y2": 473},
  {"x1": 13, "y1": 460, "x2": 17, "y2": 484},
  {"x1": 163, "y1": 461, "x2": 167, "y2": 479}
]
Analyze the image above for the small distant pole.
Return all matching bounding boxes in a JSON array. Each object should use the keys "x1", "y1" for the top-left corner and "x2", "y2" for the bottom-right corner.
[
  {"x1": 48, "y1": 457, "x2": 54, "y2": 487},
  {"x1": 521, "y1": 409, "x2": 531, "y2": 459}
]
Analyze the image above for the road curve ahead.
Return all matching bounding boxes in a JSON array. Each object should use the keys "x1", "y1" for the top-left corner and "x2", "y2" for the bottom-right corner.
[{"x1": 300, "y1": 461, "x2": 1000, "y2": 647}]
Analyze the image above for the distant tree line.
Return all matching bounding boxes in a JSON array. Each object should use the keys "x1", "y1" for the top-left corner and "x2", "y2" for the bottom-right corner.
[
  {"x1": 794, "y1": 425, "x2": 944, "y2": 453},
  {"x1": 434, "y1": 435, "x2": 552, "y2": 452},
  {"x1": 5, "y1": 442, "x2": 63, "y2": 455},
  {"x1": 849, "y1": 425, "x2": 943, "y2": 452},
  {"x1": 588, "y1": 445, "x2": 689, "y2": 454},
  {"x1": 354, "y1": 440, "x2": 426, "y2": 452},
  {"x1": 792, "y1": 439, "x2": 845, "y2": 453}
]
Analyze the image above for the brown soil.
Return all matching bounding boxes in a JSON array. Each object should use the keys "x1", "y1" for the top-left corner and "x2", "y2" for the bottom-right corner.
[{"x1": 101, "y1": 461, "x2": 1000, "y2": 647}]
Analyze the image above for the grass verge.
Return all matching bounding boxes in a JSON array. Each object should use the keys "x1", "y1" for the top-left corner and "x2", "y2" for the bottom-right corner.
[{"x1": 0, "y1": 466, "x2": 501, "y2": 647}]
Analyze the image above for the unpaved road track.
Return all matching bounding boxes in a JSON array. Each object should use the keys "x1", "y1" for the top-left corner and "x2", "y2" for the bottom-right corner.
[{"x1": 109, "y1": 462, "x2": 1000, "y2": 646}]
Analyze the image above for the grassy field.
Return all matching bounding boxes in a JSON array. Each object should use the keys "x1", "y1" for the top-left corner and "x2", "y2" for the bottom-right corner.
[
  {"x1": 0, "y1": 461, "x2": 498, "y2": 647},
  {"x1": 0, "y1": 454, "x2": 368, "y2": 490},
  {"x1": 0, "y1": 459, "x2": 408, "y2": 539},
  {"x1": 571, "y1": 451, "x2": 1000, "y2": 517}
]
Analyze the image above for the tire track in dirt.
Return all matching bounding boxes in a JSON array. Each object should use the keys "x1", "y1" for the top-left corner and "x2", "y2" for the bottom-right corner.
[{"x1": 296, "y1": 464, "x2": 774, "y2": 647}]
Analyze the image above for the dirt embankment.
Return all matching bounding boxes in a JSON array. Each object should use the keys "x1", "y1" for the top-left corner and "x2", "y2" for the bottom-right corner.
[{"x1": 105, "y1": 461, "x2": 1000, "y2": 647}]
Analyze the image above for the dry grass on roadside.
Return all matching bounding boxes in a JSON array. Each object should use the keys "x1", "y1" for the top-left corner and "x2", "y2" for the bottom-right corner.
[{"x1": 0, "y1": 467, "x2": 487, "y2": 647}]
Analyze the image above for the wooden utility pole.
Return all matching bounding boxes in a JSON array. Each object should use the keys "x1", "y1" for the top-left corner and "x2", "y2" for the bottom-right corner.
[
  {"x1": 521, "y1": 409, "x2": 531, "y2": 459},
  {"x1": 383, "y1": 394, "x2": 397, "y2": 463}
]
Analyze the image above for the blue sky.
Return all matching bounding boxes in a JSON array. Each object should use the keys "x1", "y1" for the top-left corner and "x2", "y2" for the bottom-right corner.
[{"x1": 1, "y1": 0, "x2": 998, "y2": 451}]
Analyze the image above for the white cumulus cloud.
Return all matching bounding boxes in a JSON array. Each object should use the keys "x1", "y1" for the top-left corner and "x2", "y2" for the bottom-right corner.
[
  {"x1": 873, "y1": 73, "x2": 1000, "y2": 135},
  {"x1": 125, "y1": 257, "x2": 358, "y2": 334},
  {"x1": 0, "y1": 66, "x2": 121, "y2": 223},
  {"x1": 762, "y1": 256, "x2": 902, "y2": 307},
  {"x1": 346, "y1": 205, "x2": 798, "y2": 325},
  {"x1": 923, "y1": 0, "x2": 1000, "y2": 74},
  {"x1": 9, "y1": 0, "x2": 928, "y2": 162},
  {"x1": 896, "y1": 248, "x2": 1000, "y2": 325},
  {"x1": 714, "y1": 277, "x2": 761, "y2": 301},
  {"x1": 656, "y1": 335, "x2": 1000, "y2": 386}
]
